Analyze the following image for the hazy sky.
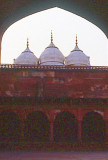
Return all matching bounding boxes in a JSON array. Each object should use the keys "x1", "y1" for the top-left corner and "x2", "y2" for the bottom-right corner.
[{"x1": 1, "y1": 7, "x2": 108, "y2": 66}]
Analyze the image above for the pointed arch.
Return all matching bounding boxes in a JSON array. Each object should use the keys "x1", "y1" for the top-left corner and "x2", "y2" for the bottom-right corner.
[
  {"x1": 53, "y1": 111, "x2": 78, "y2": 142},
  {"x1": 24, "y1": 111, "x2": 50, "y2": 142},
  {"x1": 0, "y1": 110, "x2": 21, "y2": 142},
  {"x1": 82, "y1": 111, "x2": 105, "y2": 142}
]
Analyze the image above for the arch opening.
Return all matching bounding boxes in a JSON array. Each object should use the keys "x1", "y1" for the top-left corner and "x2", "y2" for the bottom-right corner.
[
  {"x1": 81, "y1": 111, "x2": 105, "y2": 142},
  {"x1": 54, "y1": 111, "x2": 78, "y2": 142},
  {"x1": 0, "y1": 111, "x2": 21, "y2": 142},
  {"x1": 1, "y1": 7, "x2": 107, "y2": 66},
  {"x1": 24, "y1": 111, "x2": 50, "y2": 142}
]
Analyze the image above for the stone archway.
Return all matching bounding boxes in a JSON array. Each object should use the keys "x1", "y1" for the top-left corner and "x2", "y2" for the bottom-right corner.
[
  {"x1": 24, "y1": 111, "x2": 50, "y2": 142},
  {"x1": 53, "y1": 111, "x2": 78, "y2": 142},
  {"x1": 0, "y1": 111, "x2": 21, "y2": 142},
  {"x1": 81, "y1": 111, "x2": 105, "y2": 142},
  {"x1": 0, "y1": 0, "x2": 107, "y2": 64}
]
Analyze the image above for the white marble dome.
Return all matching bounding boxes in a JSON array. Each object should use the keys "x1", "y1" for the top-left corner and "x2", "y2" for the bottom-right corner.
[
  {"x1": 65, "y1": 36, "x2": 90, "y2": 66},
  {"x1": 14, "y1": 40, "x2": 38, "y2": 65},
  {"x1": 40, "y1": 32, "x2": 64, "y2": 65}
]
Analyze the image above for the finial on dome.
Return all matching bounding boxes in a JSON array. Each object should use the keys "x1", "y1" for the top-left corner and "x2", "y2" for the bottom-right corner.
[
  {"x1": 76, "y1": 34, "x2": 78, "y2": 46},
  {"x1": 27, "y1": 38, "x2": 29, "y2": 48},
  {"x1": 51, "y1": 30, "x2": 53, "y2": 43}
]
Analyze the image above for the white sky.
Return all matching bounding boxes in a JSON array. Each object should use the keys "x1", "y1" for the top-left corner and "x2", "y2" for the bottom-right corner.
[{"x1": 1, "y1": 7, "x2": 108, "y2": 66}]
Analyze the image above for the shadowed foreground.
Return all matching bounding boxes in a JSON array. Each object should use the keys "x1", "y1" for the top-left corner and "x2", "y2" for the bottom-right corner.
[{"x1": 0, "y1": 151, "x2": 108, "y2": 160}]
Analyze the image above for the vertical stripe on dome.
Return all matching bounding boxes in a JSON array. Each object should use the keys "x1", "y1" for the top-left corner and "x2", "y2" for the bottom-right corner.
[
  {"x1": 76, "y1": 34, "x2": 78, "y2": 46},
  {"x1": 51, "y1": 30, "x2": 53, "y2": 43},
  {"x1": 27, "y1": 38, "x2": 29, "y2": 48}
]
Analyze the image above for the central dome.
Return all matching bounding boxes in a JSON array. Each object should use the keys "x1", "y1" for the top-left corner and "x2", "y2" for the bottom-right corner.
[{"x1": 40, "y1": 31, "x2": 64, "y2": 65}]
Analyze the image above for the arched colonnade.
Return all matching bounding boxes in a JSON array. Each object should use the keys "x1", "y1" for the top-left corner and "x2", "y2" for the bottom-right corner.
[{"x1": 0, "y1": 108, "x2": 106, "y2": 143}]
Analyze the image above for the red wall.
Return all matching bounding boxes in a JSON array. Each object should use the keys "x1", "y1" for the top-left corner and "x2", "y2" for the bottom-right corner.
[{"x1": 0, "y1": 68, "x2": 108, "y2": 98}]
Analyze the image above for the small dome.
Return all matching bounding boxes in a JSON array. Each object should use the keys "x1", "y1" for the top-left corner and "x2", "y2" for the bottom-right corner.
[
  {"x1": 40, "y1": 31, "x2": 64, "y2": 65},
  {"x1": 14, "y1": 39, "x2": 38, "y2": 65},
  {"x1": 65, "y1": 35, "x2": 90, "y2": 66}
]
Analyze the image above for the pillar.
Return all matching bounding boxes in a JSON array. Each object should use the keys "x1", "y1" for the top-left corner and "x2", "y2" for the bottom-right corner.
[
  {"x1": 49, "y1": 109, "x2": 55, "y2": 143},
  {"x1": 50, "y1": 120, "x2": 54, "y2": 143},
  {"x1": 104, "y1": 108, "x2": 108, "y2": 142},
  {"x1": 78, "y1": 120, "x2": 82, "y2": 142},
  {"x1": 18, "y1": 110, "x2": 28, "y2": 142},
  {"x1": 105, "y1": 120, "x2": 108, "y2": 142},
  {"x1": 77, "y1": 108, "x2": 82, "y2": 142},
  {"x1": 20, "y1": 120, "x2": 25, "y2": 141}
]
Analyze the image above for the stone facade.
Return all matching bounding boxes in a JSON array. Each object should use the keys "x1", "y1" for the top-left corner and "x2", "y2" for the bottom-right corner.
[{"x1": 0, "y1": 65, "x2": 108, "y2": 144}]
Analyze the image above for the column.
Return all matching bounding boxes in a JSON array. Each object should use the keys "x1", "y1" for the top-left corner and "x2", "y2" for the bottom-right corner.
[
  {"x1": 50, "y1": 121, "x2": 54, "y2": 143},
  {"x1": 104, "y1": 108, "x2": 108, "y2": 142},
  {"x1": 105, "y1": 120, "x2": 108, "y2": 142},
  {"x1": 77, "y1": 108, "x2": 82, "y2": 142},
  {"x1": 78, "y1": 120, "x2": 82, "y2": 142},
  {"x1": 20, "y1": 120, "x2": 25, "y2": 141}
]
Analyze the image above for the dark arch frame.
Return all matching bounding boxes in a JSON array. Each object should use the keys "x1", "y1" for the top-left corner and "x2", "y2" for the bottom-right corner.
[
  {"x1": 81, "y1": 111, "x2": 105, "y2": 143},
  {"x1": 53, "y1": 111, "x2": 78, "y2": 142},
  {"x1": 24, "y1": 111, "x2": 50, "y2": 142},
  {"x1": 0, "y1": 0, "x2": 107, "y2": 64},
  {"x1": 0, "y1": 110, "x2": 21, "y2": 142}
]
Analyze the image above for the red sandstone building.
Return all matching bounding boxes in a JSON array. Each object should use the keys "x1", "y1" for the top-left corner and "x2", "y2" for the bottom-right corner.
[{"x1": 0, "y1": 34, "x2": 108, "y2": 149}]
